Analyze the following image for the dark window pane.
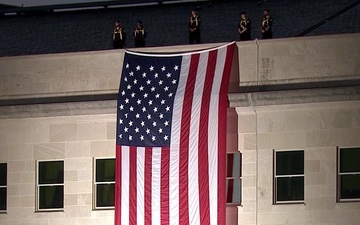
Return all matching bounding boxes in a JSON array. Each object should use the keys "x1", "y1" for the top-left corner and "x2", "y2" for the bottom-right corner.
[
  {"x1": 39, "y1": 186, "x2": 64, "y2": 209},
  {"x1": 226, "y1": 178, "x2": 241, "y2": 204},
  {"x1": 0, "y1": 163, "x2": 6, "y2": 186},
  {"x1": 0, "y1": 187, "x2": 6, "y2": 210},
  {"x1": 39, "y1": 161, "x2": 64, "y2": 184},
  {"x1": 340, "y1": 148, "x2": 360, "y2": 173},
  {"x1": 96, "y1": 159, "x2": 115, "y2": 182},
  {"x1": 226, "y1": 153, "x2": 241, "y2": 178},
  {"x1": 276, "y1": 177, "x2": 304, "y2": 202},
  {"x1": 96, "y1": 184, "x2": 115, "y2": 207},
  {"x1": 340, "y1": 174, "x2": 360, "y2": 199},
  {"x1": 276, "y1": 151, "x2": 304, "y2": 175}
]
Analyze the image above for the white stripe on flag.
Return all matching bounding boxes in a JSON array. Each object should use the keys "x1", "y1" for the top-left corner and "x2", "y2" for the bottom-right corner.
[
  {"x1": 188, "y1": 52, "x2": 209, "y2": 225},
  {"x1": 121, "y1": 146, "x2": 130, "y2": 225},
  {"x1": 137, "y1": 147, "x2": 145, "y2": 225},
  {"x1": 169, "y1": 54, "x2": 191, "y2": 225},
  {"x1": 152, "y1": 147, "x2": 162, "y2": 225},
  {"x1": 208, "y1": 47, "x2": 227, "y2": 225}
]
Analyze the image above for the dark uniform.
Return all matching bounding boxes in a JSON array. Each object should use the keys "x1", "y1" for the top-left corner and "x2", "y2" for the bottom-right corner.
[
  {"x1": 112, "y1": 21, "x2": 126, "y2": 49},
  {"x1": 238, "y1": 16, "x2": 251, "y2": 41},
  {"x1": 189, "y1": 10, "x2": 201, "y2": 44},
  {"x1": 133, "y1": 22, "x2": 147, "y2": 48},
  {"x1": 261, "y1": 14, "x2": 273, "y2": 39}
]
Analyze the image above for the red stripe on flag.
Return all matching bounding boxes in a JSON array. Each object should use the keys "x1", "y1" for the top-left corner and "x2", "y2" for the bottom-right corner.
[
  {"x1": 115, "y1": 145, "x2": 122, "y2": 225},
  {"x1": 179, "y1": 53, "x2": 200, "y2": 225},
  {"x1": 129, "y1": 147, "x2": 137, "y2": 225},
  {"x1": 218, "y1": 44, "x2": 235, "y2": 225},
  {"x1": 198, "y1": 50, "x2": 218, "y2": 225},
  {"x1": 144, "y1": 147, "x2": 152, "y2": 225},
  {"x1": 161, "y1": 147, "x2": 170, "y2": 225}
]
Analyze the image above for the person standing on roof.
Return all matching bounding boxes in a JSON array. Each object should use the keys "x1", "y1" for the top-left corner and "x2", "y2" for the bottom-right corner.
[
  {"x1": 112, "y1": 20, "x2": 126, "y2": 49},
  {"x1": 133, "y1": 20, "x2": 147, "y2": 48},
  {"x1": 260, "y1": 9, "x2": 273, "y2": 39},
  {"x1": 238, "y1": 11, "x2": 251, "y2": 41},
  {"x1": 189, "y1": 9, "x2": 201, "y2": 44}
]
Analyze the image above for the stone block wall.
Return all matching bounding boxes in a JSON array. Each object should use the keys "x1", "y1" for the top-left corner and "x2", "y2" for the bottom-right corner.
[
  {"x1": 236, "y1": 101, "x2": 360, "y2": 225},
  {"x1": 1, "y1": 33, "x2": 360, "y2": 225},
  {"x1": 238, "y1": 33, "x2": 360, "y2": 86},
  {"x1": 0, "y1": 114, "x2": 116, "y2": 225}
]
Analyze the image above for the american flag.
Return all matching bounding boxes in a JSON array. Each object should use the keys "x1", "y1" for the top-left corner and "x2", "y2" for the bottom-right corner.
[{"x1": 115, "y1": 43, "x2": 235, "y2": 225}]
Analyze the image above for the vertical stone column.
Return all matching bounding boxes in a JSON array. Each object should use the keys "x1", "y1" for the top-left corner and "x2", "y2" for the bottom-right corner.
[{"x1": 236, "y1": 107, "x2": 257, "y2": 225}]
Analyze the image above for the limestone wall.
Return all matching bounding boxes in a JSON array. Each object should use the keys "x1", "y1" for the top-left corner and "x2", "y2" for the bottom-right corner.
[
  {"x1": 238, "y1": 33, "x2": 360, "y2": 86},
  {"x1": 236, "y1": 101, "x2": 360, "y2": 225},
  {"x1": 0, "y1": 107, "x2": 237, "y2": 225},
  {"x1": 0, "y1": 50, "x2": 122, "y2": 99},
  {"x1": 1, "y1": 34, "x2": 360, "y2": 225},
  {"x1": 0, "y1": 114, "x2": 116, "y2": 225},
  {"x1": 1, "y1": 34, "x2": 359, "y2": 101},
  {"x1": 0, "y1": 43, "x2": 233, "y2": 100}
]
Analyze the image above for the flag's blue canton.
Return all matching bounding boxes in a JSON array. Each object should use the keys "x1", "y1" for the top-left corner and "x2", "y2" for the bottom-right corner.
[{"x1": 117, "y1": 53, "x2": 182, "y2": 147}]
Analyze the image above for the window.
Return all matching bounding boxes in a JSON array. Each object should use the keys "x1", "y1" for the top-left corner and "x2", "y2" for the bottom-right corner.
[
  {"x1": 338, "y1": 147, "x2": 360, "y2": 201},
  {"x1": 226, "y1": 152, "x2": 241, "y2": 205},
  {"x1": 274, "y1": 150, "x2": 304, "y2": 203},
  {"x1": 36, "y1": 160, "x2": 64, "y2": 211},
  {"x1": 0, "y1": 163, "x2": 7, "y2": 212},
  {"x1": 94, "y1": 158, "x2": 115, "y2": 209}
]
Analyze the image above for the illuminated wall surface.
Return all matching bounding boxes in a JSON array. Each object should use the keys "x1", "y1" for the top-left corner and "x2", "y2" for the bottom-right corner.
[{"x1": 0, "y1": 34, "x2": 360, "y2": 225}]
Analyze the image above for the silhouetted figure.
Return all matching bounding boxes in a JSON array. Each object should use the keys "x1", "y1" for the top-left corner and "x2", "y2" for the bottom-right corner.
[
  {"x1": 189, "y1": 9, "x2": 201, "y2": 44},
  {"x1": 261, "y1": 9, "x2": 273, "y2": 39},
  {"x1": 133, "y1": 20, "x2": 147, "y2": 48},
  {"x1": 112, "y1": 20, "x2": 126, "y2": 49},
  {"x1": 238, "y1": 11, "x2": 251, "y2": 41}
]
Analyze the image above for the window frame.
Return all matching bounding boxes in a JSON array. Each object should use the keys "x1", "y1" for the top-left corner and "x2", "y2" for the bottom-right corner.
[
  {"x1": 337, "y1": 147, "x2": 360, "y2": 202},
  {"x1": 93, "y1": 157, "x2": 116, "y2": 210},
  {"x1": 273, "y1": 149, "x2": 305, "y2": 204},
  {"x1": 226, "y1": 152, "x2": 242, "y2": 206},
  {"x1": 36, "y1": 160, "x2": 64, "y2": 212},
  {"x1": 0, "y1": 163, "x2": 7, "y2": 213}
]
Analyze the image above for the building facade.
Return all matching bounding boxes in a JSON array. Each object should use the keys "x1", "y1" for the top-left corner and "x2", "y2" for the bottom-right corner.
[{"x1": 0, "y1": 33, "x2": 360, "y2": 225}]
